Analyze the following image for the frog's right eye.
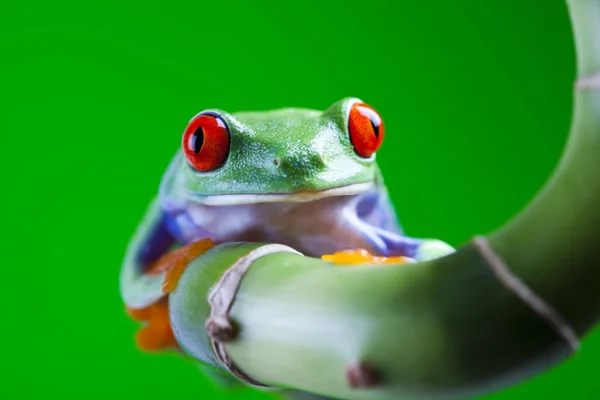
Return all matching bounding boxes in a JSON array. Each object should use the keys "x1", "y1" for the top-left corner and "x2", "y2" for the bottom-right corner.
[{"x1": 182, "y1": 113, "x2": 230, "y2": 171}]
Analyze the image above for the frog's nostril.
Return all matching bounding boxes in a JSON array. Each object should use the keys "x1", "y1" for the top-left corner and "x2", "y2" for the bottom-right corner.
[
  {"x1": 273, "y1": 158, "x2": 281, "y2": 167},
  {"x1": 310, "y1": 154, "x2": 326, "y2": 168}
]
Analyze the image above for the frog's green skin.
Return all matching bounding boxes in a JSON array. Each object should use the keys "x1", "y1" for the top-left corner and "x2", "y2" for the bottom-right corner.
[
  {"x1": 120, "y1": 97, "x2": 454, "y2": 310},
  {"x1": 163, "y1": 98, "x2": 374, "y2": 204}
]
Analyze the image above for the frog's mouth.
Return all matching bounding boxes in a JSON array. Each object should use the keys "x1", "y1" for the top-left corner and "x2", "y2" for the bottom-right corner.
[{"x1": 188, "y1": 181, "x2": 375, "y2": 206}]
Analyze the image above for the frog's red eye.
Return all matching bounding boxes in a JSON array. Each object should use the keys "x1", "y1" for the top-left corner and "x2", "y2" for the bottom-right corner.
[
  {"x1": 182, "y1": 113, "x2": 230, "y2": 171},
  {"x1": 348, "y1": 103, "x2": 384, "y2": 158}
]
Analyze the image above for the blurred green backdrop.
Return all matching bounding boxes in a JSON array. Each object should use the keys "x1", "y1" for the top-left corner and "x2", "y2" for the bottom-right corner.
[{"x1": 2, "y1": 0, "x2": 598, "y2": 399}]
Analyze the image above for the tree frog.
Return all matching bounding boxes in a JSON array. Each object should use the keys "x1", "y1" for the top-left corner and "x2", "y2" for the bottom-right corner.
[{"x1": 120, "y1": 97, "x2": 454, "y2": 351}]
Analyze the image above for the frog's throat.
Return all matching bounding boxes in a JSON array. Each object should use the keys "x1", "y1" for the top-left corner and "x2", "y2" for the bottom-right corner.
[{"x1": 186, "y1": 181, "x2": 375, "y2": 206}]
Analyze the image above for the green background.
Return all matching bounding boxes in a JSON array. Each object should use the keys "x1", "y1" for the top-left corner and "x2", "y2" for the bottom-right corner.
[{"x1": 2, "y1": 0, "x2": 599, "y2": 399}]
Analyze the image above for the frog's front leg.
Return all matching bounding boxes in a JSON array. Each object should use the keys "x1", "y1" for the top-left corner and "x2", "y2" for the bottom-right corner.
[
  {"x1": 120, "y1": 198, "x2": 214, "y2": 351},
  {"x1": 120, "y1": 198, "x2": 175, "y2": 310},
  {"x1": 330, "y1": 190, "x2": 455, "y2": 264},
  {"x1": 358, "y1": 223, "x2": 455, "y2": 262}
]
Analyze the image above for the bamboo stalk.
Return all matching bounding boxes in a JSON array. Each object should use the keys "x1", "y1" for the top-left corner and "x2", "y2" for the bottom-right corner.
[{"x1": 169, "y1": 1, "x2": 600, "y2": 399}]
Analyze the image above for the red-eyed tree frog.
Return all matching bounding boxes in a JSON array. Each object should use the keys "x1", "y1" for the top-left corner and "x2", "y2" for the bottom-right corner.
[{"x1": 120, "y1": 98, "x2": 454, "y2": 351}]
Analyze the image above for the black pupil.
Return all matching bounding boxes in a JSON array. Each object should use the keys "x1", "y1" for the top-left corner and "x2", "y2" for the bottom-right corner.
[
  {"x1": 191, "y1": 127, "x2": 204, "y2": 154},
  {"x1": 368, "y1": 111, "x2": 380, "y2": 138}
]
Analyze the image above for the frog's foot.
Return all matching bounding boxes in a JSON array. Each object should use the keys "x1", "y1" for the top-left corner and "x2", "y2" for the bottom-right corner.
[
  {"x1": 126, "y1": 238, "x2": 215, "y2": 352},
  {"x1": 322, "y1": 248, "x2": 415, "y2": 266},
  {"x1": 146, "y1": 238, "x2": 215, "y2": 294},
  {"x1": 126, "y1": 298, "x2": 179, "y2": 352}
]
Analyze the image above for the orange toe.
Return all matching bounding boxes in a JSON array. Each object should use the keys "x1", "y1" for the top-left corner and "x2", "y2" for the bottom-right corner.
[
  {"x1": 125, "y1": 239, "x2": 215, "y2": 353},
  {"x1": 146, "y1": 238, "x2": 215, "y2": 294},
  {"x1": 126, "y1": 299, "x2": 179, "y2": 352},
  {"x1": 126, "y1": 306, "x2": 152, "y2": 322},
  {"x1": 322, "y1": 248, "x2": 412, "y2": 266}
]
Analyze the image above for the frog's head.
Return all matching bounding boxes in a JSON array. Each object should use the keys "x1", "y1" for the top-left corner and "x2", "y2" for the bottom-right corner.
[{"x1": 161, "y1": 98, "x2": 386, "y2": 205}]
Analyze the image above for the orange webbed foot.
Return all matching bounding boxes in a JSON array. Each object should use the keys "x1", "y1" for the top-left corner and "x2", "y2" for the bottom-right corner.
[
  {"x1": 146, "y1": 238, "x2": 215, "y2": 294},
  {"x1": 126, "y1": 238, "x2": 215, "y2": 352},
  {"x1": 321, "y1": 248, "x2": 414, "y2": 266},
  {"x1": 126, "y1": 298, "x2": 179, "y2": 352}
]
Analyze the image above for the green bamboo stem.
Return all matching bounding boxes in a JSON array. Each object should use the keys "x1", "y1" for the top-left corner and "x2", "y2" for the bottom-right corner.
[
  {"x1": 168, "y1": 1, "x2": 600, "y2": 399},
  {"x1": 488, "y1": 0, "x2": 600, "y2": 336}
]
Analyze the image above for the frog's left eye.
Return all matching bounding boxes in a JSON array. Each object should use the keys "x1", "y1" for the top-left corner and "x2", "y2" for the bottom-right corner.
[
  {"x1": 182, "y1": 113, "x2": 230, "y2": 171},
  {"x1": 348, "y1": 102, "x2": 384, "y2": 158}
]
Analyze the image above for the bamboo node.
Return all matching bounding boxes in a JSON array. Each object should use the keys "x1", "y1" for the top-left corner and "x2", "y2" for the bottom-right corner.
[
  {"x1": 472, "y1": 236, "x2": 581, "y2": 352},
  {"x1": 346, "y1": 361, "x2": 383, "y2": 389},
  {"x1": 206, "y1": 244, "x2": 303, "y2": 388},
  {"x1": 205, "y1": 316, "x2": 237, "y2": 342}
]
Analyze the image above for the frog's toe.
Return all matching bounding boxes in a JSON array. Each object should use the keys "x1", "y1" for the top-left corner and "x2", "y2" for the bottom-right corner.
[
  {"x1": 125, "y1": 238, "x2": 215, "y2": 353},
  {"x1": 414, "y1": 239, "x2": 455, "y2": 262},
  {"x1": 146, "y1": 238, "x2": 215, "y2": 294},
  {"x1": 126, "y1": 299, "x2": 179, "y2": 352},
  {"x1": 322, "y1": 248, "x2": 414, "y2": 266}
]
